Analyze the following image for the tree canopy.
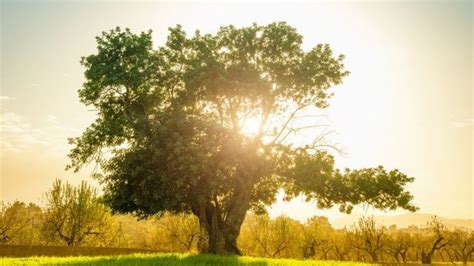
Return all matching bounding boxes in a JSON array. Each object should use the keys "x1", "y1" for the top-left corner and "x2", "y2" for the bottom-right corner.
[
  {"x1": 68, "y1": 22, "x2": 417, "y2": 255},
  {"x1": 43, "y1": 180, "x2": 111, "y2": 246}
]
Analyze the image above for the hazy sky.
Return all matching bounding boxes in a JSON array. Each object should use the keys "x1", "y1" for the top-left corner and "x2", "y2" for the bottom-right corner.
[{"x1": 1, "y1": 1, "x2": 472, "y2": 222}]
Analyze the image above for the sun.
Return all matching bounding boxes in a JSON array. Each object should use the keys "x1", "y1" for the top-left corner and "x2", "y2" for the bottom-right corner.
[{"x1": 240, "y1": 116, "x2": 262, "y2": 137}]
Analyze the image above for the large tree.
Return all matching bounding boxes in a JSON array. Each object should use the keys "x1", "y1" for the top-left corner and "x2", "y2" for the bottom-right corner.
[{"x1": 68, "y1": 22, "x2": 417, "y2": 255}]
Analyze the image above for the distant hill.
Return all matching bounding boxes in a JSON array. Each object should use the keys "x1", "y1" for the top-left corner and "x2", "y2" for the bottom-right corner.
[{"x1": 331, "y1": 213, "x2": 474, "y2": 230}]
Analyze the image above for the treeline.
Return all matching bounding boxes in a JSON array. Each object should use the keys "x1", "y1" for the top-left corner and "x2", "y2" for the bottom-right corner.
[
  {"x1": 240, "y1": 215, "x2": 473, "y2": 264},
  {"x1": 1, "y1": 180, "x2": 473, "y2": 264}
]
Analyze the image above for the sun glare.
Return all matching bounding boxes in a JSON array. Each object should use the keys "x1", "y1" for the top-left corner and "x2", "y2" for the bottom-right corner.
[{"x1": 240, "y1": 116, "x2": 262, "y2": 137}]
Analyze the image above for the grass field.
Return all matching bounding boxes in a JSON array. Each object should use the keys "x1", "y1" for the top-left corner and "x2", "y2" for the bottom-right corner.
[{"x1": 1, "y1": 253, "x2": 371, "y2": 265}]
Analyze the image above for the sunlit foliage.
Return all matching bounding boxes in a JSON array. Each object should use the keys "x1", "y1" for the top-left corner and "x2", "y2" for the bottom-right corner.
[
  {"x1": 67, "y1": 22, "x2": 417, "y2": 254},
  {"x1": 43, "y1": 180, "x2": 112, "y2": 246}
]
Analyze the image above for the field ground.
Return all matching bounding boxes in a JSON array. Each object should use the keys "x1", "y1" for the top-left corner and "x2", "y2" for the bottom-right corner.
[
  {"x1": 0, "y1": 245, "x2": 156, "y2": 258},
  {"x1": 0, "y1": 253, "x2": 370, "y2": 265}
]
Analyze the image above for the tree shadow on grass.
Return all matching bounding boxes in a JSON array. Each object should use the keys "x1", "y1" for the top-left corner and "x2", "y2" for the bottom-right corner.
[{"x1": 58, "y1": 253, "x2": 269, "y2": 266}]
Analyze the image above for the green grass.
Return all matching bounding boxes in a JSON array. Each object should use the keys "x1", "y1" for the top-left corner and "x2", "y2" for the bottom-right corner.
[{"x1": 1, "y1": 253, "x2": 371, "y2": 265}]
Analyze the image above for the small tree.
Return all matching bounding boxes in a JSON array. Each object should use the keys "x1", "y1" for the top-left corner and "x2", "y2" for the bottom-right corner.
[
  {"x1": 43, "y1": 179, "x2": 111, "y2": 246},
  {"x1": 445, "y1": 228, "x2": 474, "y2": 265},
  {"x1": 301, "y1": 216, "x2": 333, "y2": 259},
  {"x1": 385, "y1": 230, "x2": 413, "y2": 263},
  {"x1": 237, "y1": 214, "x2": 260, "y2": 256},
  {"x1": 108, "y1": 214, "x2": 156, "y2": 249},
  {"x1": 416, "y1": 217, "x2": 449, "y2": 264},
  {"x1": 0, "y1": 201, "x2": 41, "y2": 244},
  {"x1": 332, "y1": 230, "x2": 351, "y2": 261},
  {"x1": 348, "y1": 216, "x2": 387, "y2": 262},
  {"x1": 154, "y1": 213, "x2": 200, "y2": 252},
  {"x1": 243, "y1": 215, "x2": 302, "y2": 258}
]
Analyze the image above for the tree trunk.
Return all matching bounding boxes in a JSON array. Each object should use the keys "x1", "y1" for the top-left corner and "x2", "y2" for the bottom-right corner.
[
  {"x1": 369, "y1": 251, "x2": 379, "y2": 262},
  {"x1": 196, "y1": 211, "x2": 244, "y2": 255},
  {"x1": 197, "y1": 217, "x2": 241, "y2": 255},
  {"x1": 421, "y1": 251, "x2": 432, "y2": 264},
  {"x1": 462, "y1": 254, "x2": 468, "y2": 265},
  {"x1": 400, "y1": 251, "x2": 407, "y2": 263},
  {"x1": 195, "y1": 189, "x2": 250, "y2": 255},
  {"x1": 322, "y1": 248, "x2": 330, "y2": 260},
  {"x1": 393, "y1": 253, "x2": 400, "y2": 263},
  {"x1": 303, "y1": 241, "x2": 315, "y2": 259}
]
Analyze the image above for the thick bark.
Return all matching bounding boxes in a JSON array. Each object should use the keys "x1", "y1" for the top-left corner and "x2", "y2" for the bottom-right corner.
[
  {"x1": 196, "y1": 207, "x2": 244, "y2": 255},
  {"x1": 193, "y1": 143, "x2": 261, "y2": 255},
  {"x1": 194, "y1": 188, "x2": 251, "y2": 255}
]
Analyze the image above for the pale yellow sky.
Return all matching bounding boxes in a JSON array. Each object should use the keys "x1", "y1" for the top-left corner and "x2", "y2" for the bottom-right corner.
[{"x1": 1, "y1": 1, "x2": 472, "y2": 222}]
